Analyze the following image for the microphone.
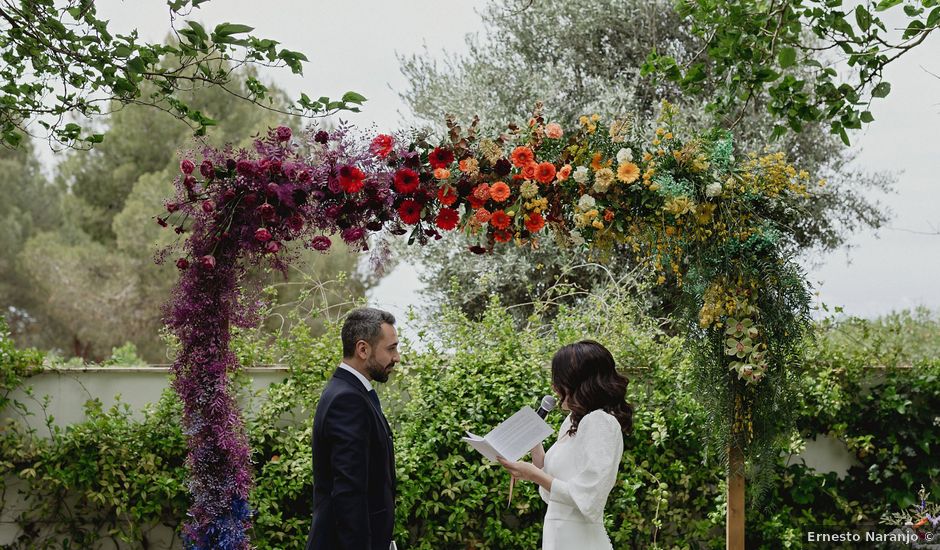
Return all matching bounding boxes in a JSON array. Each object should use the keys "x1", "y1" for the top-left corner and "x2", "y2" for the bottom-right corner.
[{"x1": 536, "y1": 395, "x2": 557, "y2": 419}]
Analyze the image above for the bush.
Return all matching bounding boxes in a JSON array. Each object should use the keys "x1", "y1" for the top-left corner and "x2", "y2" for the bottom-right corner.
[{"x1": 1, "y1": 304, "x2": 938, "y2": 549}]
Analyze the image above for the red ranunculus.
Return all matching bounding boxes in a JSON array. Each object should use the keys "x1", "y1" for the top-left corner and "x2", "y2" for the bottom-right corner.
[
  {"x1": 489, "y1": 209, "x2": 511, "y2": 230},
  {"x1": 255, "y1": 228, "x2": 273, "y2": 242},
  {"x1": 428, "y1": 147, "x2": 455, "y2": 169},
  {"x1": 338, "y1": 165, "x2": 366, "y2": 193},
  {"x1": 370, "y1": 134, "x2": 395, "y2": 158},
  {"x1": 435, "y1": 208, "x2": 460, "y2": 231},
  {"x1": 200, "y1": 160, "x2": 214, "y2": 179},
  {"x1": 180, "y1": 159, "x2": 195, "y2": 174},
  {"x1": 393, "y1": 168, "x2": 420, "y2": 194},
  {"x1": 202, "y1": 200, "x2": 215, "y2": 213},
  {"x1": 398, "y1": 199, "x2": 423, "y2": 225},
  {"x1": 258, "y1": 203, "x2": 276, "y2": 220},
  {"x1": 275, "y1": 126, "x2": 292, "y2": 142},
  {"x1": 311, "y1": 235, "x2": 332, "y2": 251},
  {"x1": 287, "y1": 215, "x2": 304, "y2": 232}
]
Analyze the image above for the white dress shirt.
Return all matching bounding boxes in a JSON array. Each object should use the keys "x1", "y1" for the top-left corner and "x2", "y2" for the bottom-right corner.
[{"x1": 338, "y1": 362, "x2": 373, "y2": 392}]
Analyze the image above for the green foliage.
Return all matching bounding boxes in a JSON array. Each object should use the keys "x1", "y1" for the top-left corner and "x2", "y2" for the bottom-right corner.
[
  {"x1": 2, "y1": 304, "x2": 938, "y2": 548},
  {"x1": 0, "y1": 0, "x2": 365, "y2": 149},
  {"x1": 643, "y1": 0, "x2": 938, "y2": 144}
]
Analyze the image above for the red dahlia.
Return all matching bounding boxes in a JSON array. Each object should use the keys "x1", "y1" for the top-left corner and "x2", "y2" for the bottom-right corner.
[
  {"x1": 398, "y1": 199, "x2": 423, "y2": 225},
  {"x1": 435, "y1": 208, "x2": 460, "y2": 230},
  {"x1": 370, "y1": 134, "x2": 395, "y2": 158},
  {"x1": 490, "y1": 209, "x2": 511, "y2": 230},
  {"x1": 338, "y1": 165, "x2": 366, "y2": 193},
  {"x1": 428, "y1": 147, "x2": 455, "y2": 169},
  {"x1": 393, "y1": 168, "x2": 420, "y2": 194}
]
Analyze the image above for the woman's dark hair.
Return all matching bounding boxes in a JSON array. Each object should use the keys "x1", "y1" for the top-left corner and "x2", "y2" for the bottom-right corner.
[{"x1": 551, "y1": 340, "x2": 633, "y2": 436}]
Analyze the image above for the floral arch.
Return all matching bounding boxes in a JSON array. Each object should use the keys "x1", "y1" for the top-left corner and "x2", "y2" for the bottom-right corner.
[{"x1": 160, "y1": 101, "x2": 813, "y2": 549}]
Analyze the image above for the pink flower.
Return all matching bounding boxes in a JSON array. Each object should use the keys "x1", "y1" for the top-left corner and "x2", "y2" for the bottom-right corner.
[
  {"x1": 545, "y1": 123, "x2": 563, "y2": 139},
  {"x1": 202, "y1": 200, "x2": 215, "y2": 213},
  {"x1": 342, "y1": 226, "x2": 365, "y2": 243},
  {"x1": 254, "y1": 228, "x2": 273, "y2": 242},
  {"x1": 265, "y1": 240, "x2": 281, "y2": 254},
  {"x1": 370, "y1": 134, "x2": 395, "y2": 158},
  {"x1": 199, "y1": 255, "x2": 216, "y2": 270},
  {"x1": 311, "y1": 235, "x2": 332, "y2": 251},
  {"x1": 180, "y1": 159, "x2": 195, "y2": 174}
]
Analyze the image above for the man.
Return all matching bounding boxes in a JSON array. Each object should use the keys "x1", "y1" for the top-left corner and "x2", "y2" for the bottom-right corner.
[{"x1": 306, "y1": 307, "x2": 400, "y2": 550}]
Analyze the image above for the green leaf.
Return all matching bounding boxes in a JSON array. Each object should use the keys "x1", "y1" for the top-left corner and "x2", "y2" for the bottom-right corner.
[
  {"x1": 778, "y1": 47, "x2": 797, "y2": 69},
  {"x1": 860, "y1": 110, "x2": 874, "y2": 123},
  {"x1": 341, "y1": 91, "x2": 366, "y2": 104},
  {"x1": 213, "y1": 23, "x2": 254, "y2": 36},
  {"x1": 186, "y1": 21, "x2": 209, "y2": 42},
  {"x1": 875, "y1": 0, "x2": 902, "y2": 11},
  {"x1": 854, "y1": 6, "x2": 872, "y2": 31},
  {"x1": 871, "y1": 81, "x2": 891, "y2": 98},
  {"x1": 928, "y1": 7, "x2": 940, "y2": 28}
]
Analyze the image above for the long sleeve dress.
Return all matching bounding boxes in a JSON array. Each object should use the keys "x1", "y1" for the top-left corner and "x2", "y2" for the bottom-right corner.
[{"x1": 538, "y1": 409, "x2": 624, "y2": 550}]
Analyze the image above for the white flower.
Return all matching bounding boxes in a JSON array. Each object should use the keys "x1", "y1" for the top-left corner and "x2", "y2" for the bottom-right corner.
[
  {"x1": 570, "y1": 230, "x2": 585, "y2": 246},
  {"x1": 616, "y1": 147, "x2": 633, "y2": 164},
  {"x1": 592, "y1": 168, "x2": 615, "y2": 193},
  {"x1": 573, "y1": 166, "x2": 590, "y2": 184},
  {"x1": 705, "y1": 182, "x2": 723, "y2": 198},
  {"x1": 577, "y1": 194, "x2": 596, "y2": 211}
]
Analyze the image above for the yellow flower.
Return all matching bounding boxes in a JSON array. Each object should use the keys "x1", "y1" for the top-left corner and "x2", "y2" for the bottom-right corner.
[{"x1": 617, "y1": 162, "x2": 640, "y2": 183}]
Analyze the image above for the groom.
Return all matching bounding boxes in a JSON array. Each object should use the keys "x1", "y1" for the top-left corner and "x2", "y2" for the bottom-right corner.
[{"x1": 306, "y1": 307, "x2": 400, "y2": 550}]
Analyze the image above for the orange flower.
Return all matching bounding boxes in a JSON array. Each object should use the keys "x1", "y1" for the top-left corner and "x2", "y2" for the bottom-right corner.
[
  {"x1": 545, "y1": 123, "x2": 563, "y2": 139},
  {"x1": 522, "y1": 162, "x2": 538, "y2": 180},
  {"x1": 617, "y1": 162, "x2": 640, "y2": 183},
  {"x1": 511, "y1": 146, "x2": 535, "y2": 168},
  {"x1": 535, "y1": 162, "x2": 556, "y2": 184},
  {"x1": 437, "y1": 186, "x2": 458, "y2": 206},
  {"x1": 603, "y1": 209, "x2": 614, "y2": 222},
  {"x1": 490, "y1": 181, "x2": 511, "y2": 202},
  {"x1": 490, "y1": 209, "x2": 511, "y2": 229},
  {"x1": 474, "y1": 208, "x2": 492, "y2": 224},
  {"x1": 556, "y1": 164, "x2": 572, "y2": 181},
  {"x1": 433, "y1": 167, "x2": 451, "y2": 180},
  {"x1": 590, "y1": 152, "x2": 611, "y2": 171},
  {"x1": 525, "y1": 212, "x2": 545, "y2": 233}
]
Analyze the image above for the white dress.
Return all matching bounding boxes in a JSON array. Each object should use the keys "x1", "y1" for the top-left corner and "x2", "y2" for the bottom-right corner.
[{"x1": 538, "y1": 409, "x2": 623, "y2": 550}]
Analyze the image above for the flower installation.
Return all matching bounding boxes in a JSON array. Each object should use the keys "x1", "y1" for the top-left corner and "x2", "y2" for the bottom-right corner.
[{"x1": 159, "y1": 101, "x2": 816, "y2": 548}]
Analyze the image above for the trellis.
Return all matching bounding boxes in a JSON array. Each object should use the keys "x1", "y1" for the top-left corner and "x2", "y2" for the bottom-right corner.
[{"x1": 160, "y1": 102, "x2": 814, "y2": 549}]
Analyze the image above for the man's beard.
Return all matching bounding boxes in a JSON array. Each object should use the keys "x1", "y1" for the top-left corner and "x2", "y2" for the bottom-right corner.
[{"x1": 365, "y1": 356, "x2": 393, "y2": 383}]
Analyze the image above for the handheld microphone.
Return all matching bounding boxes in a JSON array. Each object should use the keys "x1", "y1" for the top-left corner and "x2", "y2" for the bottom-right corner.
[{"x1": 536, "y1": 395, "x2": 557, "y2": 419}]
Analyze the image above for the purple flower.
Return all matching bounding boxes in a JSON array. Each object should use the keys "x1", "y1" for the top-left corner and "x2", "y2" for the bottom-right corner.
[
  {"x1": 310, "y1": 235, "x2": 332, "y2": 251},
  {"x1": 314, "y1": 130, "x2": 329, "y2": 144}
]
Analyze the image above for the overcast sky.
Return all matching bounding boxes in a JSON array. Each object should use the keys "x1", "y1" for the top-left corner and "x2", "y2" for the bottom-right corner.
[{"x1": 93, "y1": 0, "x2": 940, "y2": 322}]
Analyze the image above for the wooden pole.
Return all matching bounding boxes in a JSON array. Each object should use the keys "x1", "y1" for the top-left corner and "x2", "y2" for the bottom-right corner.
[{"x1": 727, "y1": 444, "x2": 745, "y2": 550}]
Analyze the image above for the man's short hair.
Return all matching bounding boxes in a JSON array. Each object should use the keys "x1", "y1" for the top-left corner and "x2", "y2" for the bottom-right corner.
[{"x1": 341, "y1": 307, "x2": 396, "y2": 358}]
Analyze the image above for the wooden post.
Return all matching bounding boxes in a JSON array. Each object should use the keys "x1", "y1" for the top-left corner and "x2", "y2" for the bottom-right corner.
[{"x1": 727, "y1": 444, "x2": 745, "y2": 550}]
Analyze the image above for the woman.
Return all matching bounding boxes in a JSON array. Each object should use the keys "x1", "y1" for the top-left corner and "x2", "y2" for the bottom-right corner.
[{"x1": 498, "y1": 340, "x2": 633, "y2": 550}]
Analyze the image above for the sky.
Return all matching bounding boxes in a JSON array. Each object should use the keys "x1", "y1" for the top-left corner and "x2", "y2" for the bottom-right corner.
[{"x1": 90, "y1": 0, "x2": 940, "y2": 324}]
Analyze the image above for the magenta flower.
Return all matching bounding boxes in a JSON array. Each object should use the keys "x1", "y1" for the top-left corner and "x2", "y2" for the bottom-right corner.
[
  {"x1": 198, "y1": 255, "x2": 216, "y2": 269},
  {"x1": 275, "y1": 126, "x2": 292, "y2": 142},
  {"x1": 311, "y1": 235, "x2": 332, "y2": 251},
  {"x1": 254, "y1": 228, "x2": 272, "y2": 242},
  {"x1": 181, "y1": 159, "x2": 196, "y2": 174}
]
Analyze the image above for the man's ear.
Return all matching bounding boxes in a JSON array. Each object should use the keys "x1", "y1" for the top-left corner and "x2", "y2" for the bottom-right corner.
[{"x1": 355, "y1": 339, "x2": 371, "y2": 360}]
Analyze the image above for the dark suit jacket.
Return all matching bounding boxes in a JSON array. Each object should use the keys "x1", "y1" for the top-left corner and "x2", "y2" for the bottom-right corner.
[{"x1": 306, "y1": 367, "x2": 396, "y2": 550}]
